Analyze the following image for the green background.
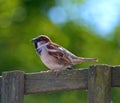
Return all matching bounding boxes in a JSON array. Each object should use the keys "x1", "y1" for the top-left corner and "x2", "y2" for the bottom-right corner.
[{"x1": 0, "y1": 0, "x2": 120, "y2": 103}]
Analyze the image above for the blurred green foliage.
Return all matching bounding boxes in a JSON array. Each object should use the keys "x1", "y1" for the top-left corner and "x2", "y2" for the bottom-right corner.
[{"x1": 0, "y1": 0, "x2": 120, "y2": 103}]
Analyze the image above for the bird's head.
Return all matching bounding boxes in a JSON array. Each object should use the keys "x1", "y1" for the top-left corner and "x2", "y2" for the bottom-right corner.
[{"x1": 32, "y1": 35, "x2": 51, "y2": 49}]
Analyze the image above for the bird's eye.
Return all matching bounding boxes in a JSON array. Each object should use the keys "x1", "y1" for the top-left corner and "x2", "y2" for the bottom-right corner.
[
  {"x1": 38, "y1": 37, "x2": 45, "y2": 41},
  {"x1": 38, "y1": 36, "x2": 50, "y2": 43},
  {"x1": 37, "y1": 37, "x2": 43, "y2": 42}
]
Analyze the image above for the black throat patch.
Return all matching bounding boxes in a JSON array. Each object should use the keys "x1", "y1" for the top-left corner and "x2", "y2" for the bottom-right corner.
[
  {"x1": 34, "y1": 42, "x2": 38, "y2": 49},
  {"x1": 36, "y1": 48, "x2": 42, "y2": 55}
]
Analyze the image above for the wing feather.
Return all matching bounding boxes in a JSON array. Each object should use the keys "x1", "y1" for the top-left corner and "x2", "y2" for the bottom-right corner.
[{"x1": 47, "y1": 43, "x2": 73, "y2": 65}]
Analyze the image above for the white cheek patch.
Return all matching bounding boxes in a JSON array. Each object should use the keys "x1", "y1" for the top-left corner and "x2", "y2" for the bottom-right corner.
[
  {"x1": 37, "y1": 42, "x2": 49, "y2": 49},
  {"x1": 37, "y1": 42, "x2": 43, "y2": 47}
]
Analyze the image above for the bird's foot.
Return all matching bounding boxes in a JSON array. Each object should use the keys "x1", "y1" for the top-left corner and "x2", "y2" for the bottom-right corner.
[
  {"x1": 47, "y1": 69, "x2": 61, "y2": 76},
  {"x1": 47, "y1": 69, "x2": 54, "y2": 72},
  {"x1": 54, "y1": 70, "x2": 61, "y2": 76}
]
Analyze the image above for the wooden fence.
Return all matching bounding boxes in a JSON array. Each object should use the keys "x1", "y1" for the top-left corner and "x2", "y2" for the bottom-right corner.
[{"x1": 0, "y1": 64, "x2": 120, "y2": 103}]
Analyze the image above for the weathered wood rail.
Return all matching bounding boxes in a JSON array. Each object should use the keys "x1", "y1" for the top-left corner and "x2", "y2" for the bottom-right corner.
[{"x1": 0, "y1": 64, "x2": 120, "y2": 103}]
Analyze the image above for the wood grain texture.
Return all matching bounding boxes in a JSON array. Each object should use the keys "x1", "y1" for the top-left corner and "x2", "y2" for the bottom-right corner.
[
  {"x1": 0, "y1": 76, "x2": 1, "y2": 95},
  {"x1": 88, "y1": 65, "x2": 111, "y2": 103},
  {"x1": 111, "y1": 66, "x2": 120, "y2": 87},
  {"x1": 24, "y1": 69, "x2": 88, "y2": 94},
  {"x1": 0, "y1": 65, "x2": 120, "y2": 96},
  {"x1": 1, "y1": 71, "x2": 24, "y2": 103}
]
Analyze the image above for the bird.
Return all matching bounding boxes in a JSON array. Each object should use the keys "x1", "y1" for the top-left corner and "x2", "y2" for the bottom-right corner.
[{"x1": 32, "y1": 35, "x2": 98, "y2": 73}]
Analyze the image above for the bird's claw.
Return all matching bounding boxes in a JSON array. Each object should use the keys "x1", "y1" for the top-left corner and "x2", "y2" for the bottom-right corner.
[{"x1": 47, "y1": 69, "x2": 61, "y2": 76}]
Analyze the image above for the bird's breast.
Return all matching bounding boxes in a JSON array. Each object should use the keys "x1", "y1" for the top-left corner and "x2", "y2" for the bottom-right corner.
[{"x1": 40, "y1": 48, "x2": 64, "y2": 70}]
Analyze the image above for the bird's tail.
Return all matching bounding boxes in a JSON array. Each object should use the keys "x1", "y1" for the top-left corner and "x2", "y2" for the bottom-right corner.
[{"x1": 73, "y1": 57, "x2": 98, "y2": 64}]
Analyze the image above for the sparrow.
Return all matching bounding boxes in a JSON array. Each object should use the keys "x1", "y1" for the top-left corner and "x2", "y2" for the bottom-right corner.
[{"x1": 32, "y1": 35, "x2": 98, "y2": 72}]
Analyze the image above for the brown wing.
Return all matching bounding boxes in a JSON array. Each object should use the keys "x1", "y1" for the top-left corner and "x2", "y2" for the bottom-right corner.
[{"x1": 47, "y1": 43, "x2": 72, "y2": 65}]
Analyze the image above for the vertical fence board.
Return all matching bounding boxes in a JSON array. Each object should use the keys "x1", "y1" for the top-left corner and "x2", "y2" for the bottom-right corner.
[
  {"x1": 111, "y1": 66, "x2": 120, "y2": 87},
  {"x1": 1, "y1": 71, "x2": 24, "y2": 103},
  {"x1": 88, "y1": 65, "x2": 111, "y2": 103},
  {"x1": 0, "y1": 76, "x2": 1, "y2": 95},
  {"x1": 0, "y1": 65, "x2": 119, "y2": 103}
]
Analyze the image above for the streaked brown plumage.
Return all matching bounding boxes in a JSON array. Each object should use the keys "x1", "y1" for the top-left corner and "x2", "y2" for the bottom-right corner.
[{"x1": 32, "y1": 35, "x2": 98, "y2": 71}]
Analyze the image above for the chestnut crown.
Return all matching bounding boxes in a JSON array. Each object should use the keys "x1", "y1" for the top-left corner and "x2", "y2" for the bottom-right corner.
[{"x1": 32, "y1": 35, "x2": 51, "y2": 43}]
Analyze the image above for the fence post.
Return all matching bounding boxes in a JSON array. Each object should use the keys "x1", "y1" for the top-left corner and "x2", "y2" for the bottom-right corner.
[
  {"x1": 88, "y1": 65, "x2": 111, "y2": 103},
  {"x1": 1, "y1": 71, "x2": 24, "y2": 103}
]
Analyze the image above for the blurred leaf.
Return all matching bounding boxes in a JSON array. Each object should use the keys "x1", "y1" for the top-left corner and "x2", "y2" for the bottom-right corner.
[{"x1": 0, "y1": 0, "x2": 120, "y2": 103}]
